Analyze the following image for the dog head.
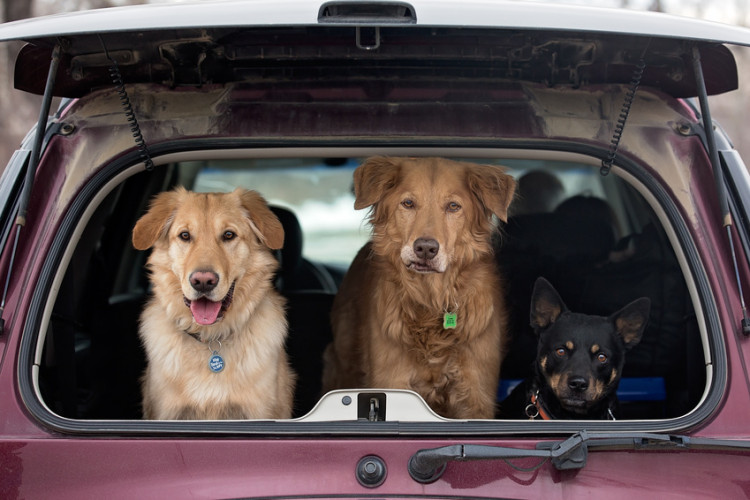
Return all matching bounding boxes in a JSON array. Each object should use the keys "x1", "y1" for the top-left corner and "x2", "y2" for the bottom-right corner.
[
  {"x1": 529, "y1": 277, "x2": 650, "y2": 417},
  {"x1": 353, "y1": 156, "x2": 515, "y2": 274},
  {"x1": 132, "y1": 187, "x2": 284, "y2": 327}
]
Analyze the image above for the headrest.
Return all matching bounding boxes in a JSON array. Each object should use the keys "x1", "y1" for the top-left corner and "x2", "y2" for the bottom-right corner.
[
  {"x1": 270, "y1": 205, "x2": 303, "y2": 280},
  {"x1": 547, "y1": 195, "x2": 617, "y2": 262}
]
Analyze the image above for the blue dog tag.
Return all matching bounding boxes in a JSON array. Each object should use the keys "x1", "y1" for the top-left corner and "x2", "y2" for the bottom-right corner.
[{"x1": 209, "y1": 352, "x2": 225, "y2": 373}]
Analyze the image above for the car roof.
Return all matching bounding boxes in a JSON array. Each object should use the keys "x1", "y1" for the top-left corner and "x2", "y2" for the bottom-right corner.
[
  {"x1": 1, "y1": 0, "x2": 748, "y2": 98},
  {"x1": 1, "y1": 0, "x2": 749, "y2": 44}
]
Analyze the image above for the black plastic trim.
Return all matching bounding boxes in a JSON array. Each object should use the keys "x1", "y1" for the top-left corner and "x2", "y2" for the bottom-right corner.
[{"x1": 318, "y1": 1, "x2": 417, "y2": 24}]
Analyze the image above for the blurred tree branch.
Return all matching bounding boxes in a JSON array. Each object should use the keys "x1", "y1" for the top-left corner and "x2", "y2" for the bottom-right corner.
[{"x1": 0, "y1": 0, "x2": 39, "y2": 167}]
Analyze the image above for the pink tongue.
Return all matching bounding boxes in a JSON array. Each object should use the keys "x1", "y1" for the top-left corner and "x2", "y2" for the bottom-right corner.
[{"x1": 190, "y1": 297, "x2": 222, "y2": 325}]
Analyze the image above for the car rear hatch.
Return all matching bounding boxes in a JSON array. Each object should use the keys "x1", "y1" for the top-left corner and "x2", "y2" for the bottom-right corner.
[{"x1": 2, "y1": 0, "x2": 750, "y2": 441}]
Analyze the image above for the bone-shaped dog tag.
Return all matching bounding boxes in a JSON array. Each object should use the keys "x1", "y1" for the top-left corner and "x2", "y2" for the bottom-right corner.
[{"x1": 443, "y1": 312, "x2": 457, "y2": 329}]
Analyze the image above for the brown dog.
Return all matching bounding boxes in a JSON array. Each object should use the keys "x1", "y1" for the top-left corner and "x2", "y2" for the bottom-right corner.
[
  {"x1": 132, "y1": 187, "x2": 295, "y2": 420},
  {"x1": 323, "y1": 157, "x2": 515, "y2": 419}
]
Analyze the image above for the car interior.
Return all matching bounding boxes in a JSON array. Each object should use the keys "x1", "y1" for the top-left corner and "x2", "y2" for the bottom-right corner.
[{"x1": 38, "y1": 154, "x2": 704, "y2": 421}]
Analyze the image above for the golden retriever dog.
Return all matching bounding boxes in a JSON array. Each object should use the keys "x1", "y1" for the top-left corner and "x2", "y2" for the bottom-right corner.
[
  {"x1": 132, "y1": 187, "x2": 295, "y2": 420},
  {"x1": 323, "y1": 157, "x2": 515, "y2": 419}
]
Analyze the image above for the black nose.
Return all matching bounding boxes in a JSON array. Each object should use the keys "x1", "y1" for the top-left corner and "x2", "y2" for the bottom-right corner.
[
  {"x1": 567, "y1": 376, "x2": 589, "y2": 392},
  {"x1": 190, "y1": 270, "x2": 219, "y2": 293},
  {"x1": 413, "y1": 238, "x2": 439, "y2": 260}
]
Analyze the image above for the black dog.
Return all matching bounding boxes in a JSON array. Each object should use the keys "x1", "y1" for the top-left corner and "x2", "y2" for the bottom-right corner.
[{"x1": 500, "y1": 277, "x2": 650, "y2": 420}]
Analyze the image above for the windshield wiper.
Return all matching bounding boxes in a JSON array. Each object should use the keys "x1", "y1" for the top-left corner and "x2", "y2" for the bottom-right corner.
[
  {"x1": 408, "y1": 430, "x2": 750, "y2": 483},
  {"x1": 408, "y1": 431, "x2": 589, "y2": 483}
]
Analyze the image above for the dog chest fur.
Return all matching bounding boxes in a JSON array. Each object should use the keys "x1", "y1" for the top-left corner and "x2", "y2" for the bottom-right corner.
[{"x1": 139, "y1": 280, "x2": 292, "y2": 419}]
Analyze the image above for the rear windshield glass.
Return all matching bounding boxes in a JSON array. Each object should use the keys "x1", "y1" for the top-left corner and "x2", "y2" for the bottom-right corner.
[{"x1": 38, "y1": 157, "x2": 703, "y2": 422}]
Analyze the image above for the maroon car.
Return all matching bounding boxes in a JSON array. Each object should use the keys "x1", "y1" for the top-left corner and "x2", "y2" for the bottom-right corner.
[{"x1": 1, "y1": 0, "x2": 750, "y2": 497}]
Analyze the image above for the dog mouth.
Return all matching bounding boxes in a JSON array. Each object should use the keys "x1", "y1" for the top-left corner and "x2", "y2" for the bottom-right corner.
[
  {"x1": 407, "y1": 261, "x2": 441, "y2": 273},
  {"x1": 183, "y1": 281, "x2": 236, "y2": 326},
  {"x1": 560, "y1": 398, "x2": 589, "y2": 410},
  {"x1": 401, "y1": 243, "x2": 446, "y2": 274},
  {"x1": 558, "y1": 394, "x2": 598, "y2": 414}
]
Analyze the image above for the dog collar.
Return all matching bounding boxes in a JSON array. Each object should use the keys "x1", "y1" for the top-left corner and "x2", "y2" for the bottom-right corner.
[
  {"x1": 185, "y1": 331, "x2": 202, "y2": 342},
  {"x1": 525, "y1": 389, "x2": 618, "y2": 420},
  {"x1": 183, "y1": 328, "x2": 233, "y2": 343},
  {"x1": 525, "y1": 390, "x2": 552, "y2": 420}
]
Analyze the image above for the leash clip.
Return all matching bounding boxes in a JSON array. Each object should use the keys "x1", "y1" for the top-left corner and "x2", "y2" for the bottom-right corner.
[
  {"x1": 527, "y1": 390, "x2": 552, "y2": 420},
  {"x1": 526, "y1": 390, "x2": 542, "y2": 420},
  {"x1": 525, "y1": 402, "x2": 540, "y2": 420}
]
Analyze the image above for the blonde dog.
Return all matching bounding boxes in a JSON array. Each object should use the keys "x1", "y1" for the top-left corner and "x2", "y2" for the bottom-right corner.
[
  {"x1": 323, "y1": 157, "x2": 515, "y2": 419},
  {"x1": 132, "y1": 187, "x2": 295, "y2": 419}
]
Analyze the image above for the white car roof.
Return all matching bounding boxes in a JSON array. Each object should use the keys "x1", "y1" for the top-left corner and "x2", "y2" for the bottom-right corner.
[{"x1": 0, "y1": 0, "x2": 749, "y2": 46}]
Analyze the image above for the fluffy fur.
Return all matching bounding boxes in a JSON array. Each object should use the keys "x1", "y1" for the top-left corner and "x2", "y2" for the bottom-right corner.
[
  {"x1": 132, "y1": 187, "x2": 295, "y2": 420},
  {"x1": 322, "y1": 157, "x2": 516, "y2": 419}
]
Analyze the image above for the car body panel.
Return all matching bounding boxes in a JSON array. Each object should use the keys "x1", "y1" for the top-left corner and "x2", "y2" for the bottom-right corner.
[{"x1": 2, "y1": 438, "x2": 750, "y2": 498}]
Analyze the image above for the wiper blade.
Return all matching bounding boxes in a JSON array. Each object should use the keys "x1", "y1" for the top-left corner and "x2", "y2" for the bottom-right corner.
[
  {"x1": 408, "y1": 431, "x2": 589, "y2": 483},
  {"x1": 552, "y1": 432, "x2": 690, "y2": 451}
]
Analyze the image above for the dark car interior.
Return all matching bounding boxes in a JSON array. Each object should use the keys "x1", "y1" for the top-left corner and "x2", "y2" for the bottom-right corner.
[{"x1": 38, "y1": 157, "x2": 704, "y2": 421}]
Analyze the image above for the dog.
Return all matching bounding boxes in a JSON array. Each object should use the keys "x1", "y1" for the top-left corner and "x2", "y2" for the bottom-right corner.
[
  {"x1": 499, "y1": 277, "x2": 650, "y2": 420},
  {"x1": 322, "y1": 156, "x2": 516, "y2": 419},
  {"x1": 132, "y1": 187, "x2": 296, "y2": 420}
]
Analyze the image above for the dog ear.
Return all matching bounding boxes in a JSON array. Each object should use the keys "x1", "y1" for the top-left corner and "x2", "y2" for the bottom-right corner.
[
  {"x1": 353, "y1": 156, "x2": 402, "y2": 210},
  {"x1": 530, "y1": 277, "x2": 567, "y2": 332},
  {"x1": 238, "y1": 189, "x2": 285, "y2": 250},
  {"x1": 466, "y1": 164, "x2": 516, "y2": 222},
  {"x1": 611, "y1": 297, "x2": 651, "y2": 349},
  {"x1": 132, "y1": 188, "x2": 184, "y2": 250}
]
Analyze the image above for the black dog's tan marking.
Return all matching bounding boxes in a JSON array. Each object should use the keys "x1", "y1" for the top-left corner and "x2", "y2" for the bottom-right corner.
[{"x1": 500, "y1": 277, "x2": 650, "y2": 420}]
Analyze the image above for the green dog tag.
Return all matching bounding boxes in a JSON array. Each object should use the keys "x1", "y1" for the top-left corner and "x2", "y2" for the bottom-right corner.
[{"x1": 443, "y1": 312, "x2": 457, "y2": 329}]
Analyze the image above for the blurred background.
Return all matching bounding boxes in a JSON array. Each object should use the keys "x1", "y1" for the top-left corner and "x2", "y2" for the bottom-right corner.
[{"x1": 0, "y1": 0, "x2": 749, "y2": 166}]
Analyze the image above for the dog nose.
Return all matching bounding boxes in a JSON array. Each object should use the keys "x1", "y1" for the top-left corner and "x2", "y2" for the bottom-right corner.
[
  {"x1": 190, "y1": 270, "x2": 219, "y2": 293},
  {"x1": 413, "y1": 238, "x2": 439, "y2": 260},
  {"x1": 567, "y1": 376, "x2": 589, "y2": 393}
]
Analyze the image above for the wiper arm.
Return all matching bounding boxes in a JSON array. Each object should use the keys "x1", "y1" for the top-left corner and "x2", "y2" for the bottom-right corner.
[
  {"x1": 408, "y1": 431, "x2": 590, "y2": 483},
  {"x1": 408, "y1": 430, "x2": 750, "y2": 483}
]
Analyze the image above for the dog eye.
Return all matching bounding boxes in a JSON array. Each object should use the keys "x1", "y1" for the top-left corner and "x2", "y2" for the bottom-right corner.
[
  {"x1": 597, "y1": 353, "x2": 608, "y2": 363},
  {"x1": 222, "y1": 231, "x2": 236, "y2": 241},
  {"x1": 179, "y1": 231, "x2": 191, "y2": 241},
  {"x1": 447, "y1": 202, "x2": 461, "y2": 212},
  {"x1": 555, "y1": 347, "x2": 566, "y2": 357},
  {"x1": 401, "y1": 199, "x2": 415, "y2": 209}
]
